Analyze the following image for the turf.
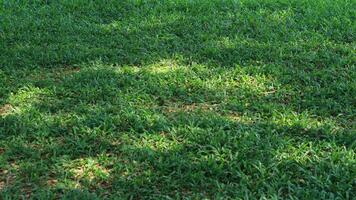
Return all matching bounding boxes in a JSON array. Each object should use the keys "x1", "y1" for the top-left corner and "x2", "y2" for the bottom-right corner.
[{"x1": 0, "y1": 0, "x2": 355, "y2": 199}]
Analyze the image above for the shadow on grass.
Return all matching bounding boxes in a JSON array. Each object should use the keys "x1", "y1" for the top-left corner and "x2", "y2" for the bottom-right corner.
[
  {"x1": 1, "y1": 1, "x2": 355, "y2": 118},
  {"x1": 0, "y1": 65, "x2": 354, "y2": 199},
  {"x1": 0, "y1": 0, "x2": 355, "y2": 198}
]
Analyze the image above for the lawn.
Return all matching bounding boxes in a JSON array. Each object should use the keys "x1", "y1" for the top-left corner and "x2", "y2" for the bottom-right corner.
[{"x1": 0, "y1": 0, "x2": 355, "y2": 199}]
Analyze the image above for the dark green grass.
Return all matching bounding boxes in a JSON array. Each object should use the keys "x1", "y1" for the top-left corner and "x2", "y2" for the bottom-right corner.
[{"x1": 0, "y1": 0, "x2": 355, "y2": 199}]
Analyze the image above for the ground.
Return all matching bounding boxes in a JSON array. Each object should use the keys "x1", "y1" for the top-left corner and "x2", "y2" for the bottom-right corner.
[{"x1": 0, "y1": 0, "x2": 355, "y2": 199}]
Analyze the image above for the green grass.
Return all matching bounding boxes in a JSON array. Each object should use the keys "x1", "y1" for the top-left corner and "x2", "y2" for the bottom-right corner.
[{"x1": 0, "y1": 0, "x2": 355, "y2": 199}]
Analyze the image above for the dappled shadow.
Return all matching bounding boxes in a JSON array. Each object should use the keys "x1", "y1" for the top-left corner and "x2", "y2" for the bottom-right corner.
[
  {"x1": 1, "y1": 0, "x2": 355, "y2": 198},
  {"x1": 1, "y1": 65, "x2": 354, "y2": 198},
  {"x1": 1, "y1": 0, "x2": 355, "y2": 119}
]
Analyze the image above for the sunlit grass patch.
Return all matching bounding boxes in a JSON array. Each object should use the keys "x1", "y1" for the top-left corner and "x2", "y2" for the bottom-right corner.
[{"x1": 63, "y1": 158, "x2": 111, "y2": 188}]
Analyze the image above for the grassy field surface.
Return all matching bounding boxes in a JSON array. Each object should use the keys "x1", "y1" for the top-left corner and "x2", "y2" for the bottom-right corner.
[{"x1": 0, "y1": 0, "x2": 355, "y2": 199}]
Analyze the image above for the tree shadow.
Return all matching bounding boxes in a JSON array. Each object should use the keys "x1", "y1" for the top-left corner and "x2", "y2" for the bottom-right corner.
[
  {"x1": 1, "y1": 65, "x2": 354, "y2": 199},
  {"x1": 1, "y1": 0, "x2": 355, "y2": 119},
  {"x1": 1, "y1": 1, "x2": 355, "y2": 198}
]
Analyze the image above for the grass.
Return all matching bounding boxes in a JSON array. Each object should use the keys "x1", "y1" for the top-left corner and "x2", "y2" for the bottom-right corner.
[{"x1": 0, "y1": 0, "x2": 355, "y2": 199}]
